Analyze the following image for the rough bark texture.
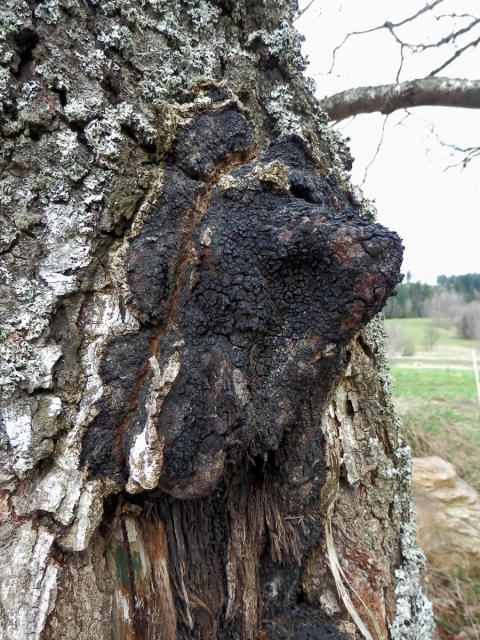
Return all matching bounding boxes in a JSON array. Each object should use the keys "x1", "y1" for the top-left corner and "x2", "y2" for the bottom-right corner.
[
  {"x1": 0, "y1": 2, "x2": 433, "y2": 639},
  {"x1": 319, "y1": 76, "x2": 480, "y2": 122}
]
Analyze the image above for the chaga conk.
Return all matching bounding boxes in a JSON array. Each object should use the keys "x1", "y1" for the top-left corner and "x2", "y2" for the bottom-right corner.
[{"x1": 81, "y1": 94, "x2": 403, "y2": 511}]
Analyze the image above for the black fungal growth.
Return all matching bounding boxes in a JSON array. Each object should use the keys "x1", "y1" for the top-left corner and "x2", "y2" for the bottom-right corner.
[{"x1": 81, "y1": 100, "x2": 403, "y2": 500}]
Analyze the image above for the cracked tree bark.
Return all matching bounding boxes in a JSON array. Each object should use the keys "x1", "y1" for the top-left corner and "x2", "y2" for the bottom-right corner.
[{"x1": 0, "y1": 2, "x2": 433, "y2": 639}]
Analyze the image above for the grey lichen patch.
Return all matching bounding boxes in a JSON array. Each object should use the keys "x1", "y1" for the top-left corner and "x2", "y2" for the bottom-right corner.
[
  {"x1": 97, "y1": 23, "x2": 134, "y2": 54},
  {"x1": 350, "y1": 186, "x2": 378, "y2": 221},
  {"x1": 90, "y1": 0, "x2": 224, "y2": 101},
  {"x1": 387, "y1": 441, "x2": 434, "y2": 639},
  {"x1": 266, "y1": 85, "x2": 304, "y2": 136},
  {"x1": 56, "y1": 130, "x2": 92, "y2": 183},
  {"x1": 249, "y1": 160, "x2": 290, "y2": 190},
  {"x1": 0, "y1": 67, "x2": 11, "y2": 113},
  {"x1": 0, "y1": 269, "x2": 59, "y2": 398},
  {"x1": 62, "y1": 94, "x2": 102, "y2": 123},
  {"x1": 34, "y1": 0, "x2": 61, "y2": 25},
  {"x1": 389, "y1": 489, "x2": 434, "y2": 639},
  {"x1": 84, "y1": 103, "x2": 156, "y2": 166},
  {"x1": 362, "y1": 314, "x2": 395, "y2": 398},
  {"x1": 247, "y1": 19, "x2": 306, "y2": 72}
]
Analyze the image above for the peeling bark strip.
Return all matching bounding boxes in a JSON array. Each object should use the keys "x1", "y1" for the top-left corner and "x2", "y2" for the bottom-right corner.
[
  {"x1": 319, "y1": 77, "x2": 480, "y2": 121},
  {"x1": 0, "y1": 1, "x2": 432, "y2": 639}
]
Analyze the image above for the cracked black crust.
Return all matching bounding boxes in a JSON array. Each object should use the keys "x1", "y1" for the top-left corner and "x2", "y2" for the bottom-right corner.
[
  {"x1": 126, "y1": 166, "x2": 202, "y2": 324},
  {"x1": 80, "y1": 330, "x2": 152, "y2": 479},
  {"x1": 81, "y1": 100, "x2": 403, "y2": 503},
  {"x1": 170, "y1": 104, "x2": 256, "y2": 180}
]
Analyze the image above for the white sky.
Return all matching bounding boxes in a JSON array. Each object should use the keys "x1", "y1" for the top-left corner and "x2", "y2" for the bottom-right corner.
[{"x1": 297, "y1": 0, "x2": 480, "y2": 284}]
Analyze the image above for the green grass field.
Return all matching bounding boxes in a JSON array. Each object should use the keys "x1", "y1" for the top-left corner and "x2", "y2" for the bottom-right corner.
[
  {"x1": 385, "y1": 317, "x2": 480, "y2": 488},
  {"x1": 385, "y1": 317, "x2": 479, "y2": 356},
  {"x1": 391, "y1": 367, "x2": 478, "y2": 403},
  {"x1": 391, "y1": 366, "x2": 480, "y2": 452}
]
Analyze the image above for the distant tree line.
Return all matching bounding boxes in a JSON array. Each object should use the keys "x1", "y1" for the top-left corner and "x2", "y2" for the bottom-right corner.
[
  {"x1": 436, "y1": 273, "x2": 480, "y2": 302},
  {"x1": 385, "y1": 280, "x2": 434, "y2": 319},
  {"x1": 385, "y1": 273, "x2": 480, "y2": 319}
]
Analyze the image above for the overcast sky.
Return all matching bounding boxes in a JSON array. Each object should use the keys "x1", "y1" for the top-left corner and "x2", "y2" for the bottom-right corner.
[{"x1": 297, "y1": 0, "x2": 480, "y2": 284}]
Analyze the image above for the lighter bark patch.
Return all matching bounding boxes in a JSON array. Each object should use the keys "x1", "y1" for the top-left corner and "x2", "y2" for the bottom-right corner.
[{"x1": 126, "y1": 353, "x2": 181, "y2": 494}]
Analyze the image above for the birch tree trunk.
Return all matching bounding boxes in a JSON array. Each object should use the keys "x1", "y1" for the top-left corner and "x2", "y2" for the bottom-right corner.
[{"x1": 0, "y1": 1, "x2": 433, "y2": 639}]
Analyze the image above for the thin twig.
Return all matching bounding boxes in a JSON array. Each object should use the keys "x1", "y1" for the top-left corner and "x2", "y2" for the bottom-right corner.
[
  {"x1": 362, "y1": 115, "x2": 389, "y2": 185},
  {"x1": 329, "y1": 0, "x2": 447, "y2": 74},
  {"x1": 397, "y1": 108, "x2": 413, "y2": 126},
  {"x1": 294, "y1": 0, "x2": 316, "y2": 22},
  {"x1": 413, "y1": 17, "x2": 480, "y2": 51},
  {"x1": 429, "y1": 33, "x2": 480, "y2": 76},
  {"x1": 427, "y1": 121, "x2": 480, "y2": 170}
]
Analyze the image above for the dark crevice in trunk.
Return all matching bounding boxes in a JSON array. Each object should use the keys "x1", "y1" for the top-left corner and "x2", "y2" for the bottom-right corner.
[{"x1": 12, "y1": 28, "x2": 39, "y2": 78}]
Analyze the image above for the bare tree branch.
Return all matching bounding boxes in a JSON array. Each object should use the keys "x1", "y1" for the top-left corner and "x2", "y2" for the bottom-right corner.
[
  {"x1": 320, "y1": 77, "x2": 480, "y2": 121},
  {"x1": 319, "y1": 2, "x2": 480, "y2": 168},
  {"x1": 294, "y1": 0, "x2": 316, "y2": 22},
  {"x1": 427, "y1": 123, "x2": 480, "y2": 169},
  {"x1": 327, "y1": 1, "x2": 480, "y2": 82},
  {"x1": 436, "y1": 13, "x2": 476, "y2": 21},
  {"x1": 429, "y1": 34, "x2": 480, "y2": 75},
  {"x1": 397, "y1": 108, "x2": 414, "y2": 126},
  {"x1": 328, "y1": 0, "x2": 447, "y2": 74},
  {"x1": 414, "y1": 17, "x2": 480, "y2": 52}
]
